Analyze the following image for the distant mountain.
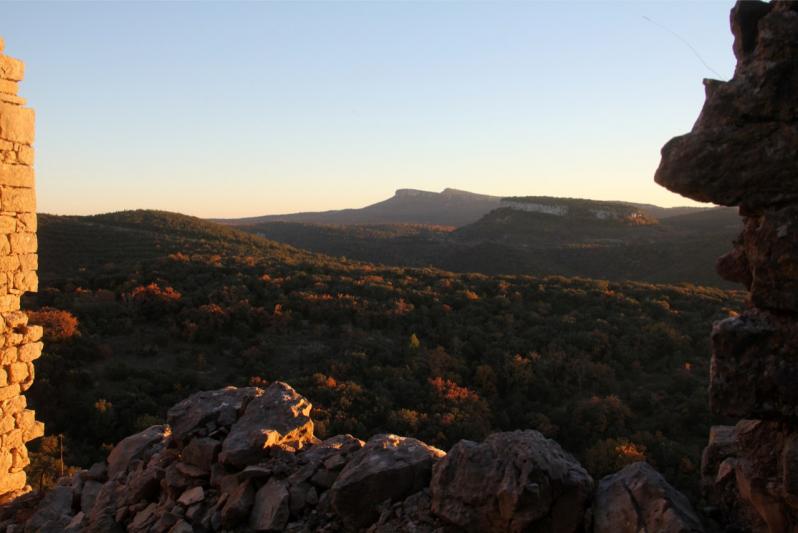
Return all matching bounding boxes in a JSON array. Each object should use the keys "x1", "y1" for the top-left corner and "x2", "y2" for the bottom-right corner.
[
  {"x1": 234, "y1": 199, "x2": 740, "y2": 287},
  {"x1": 219, "y1": 189, "x2": 713, "y2": 229},
  {"x1": 218, "y1": 188, "x2": 502, "y2": 227}
]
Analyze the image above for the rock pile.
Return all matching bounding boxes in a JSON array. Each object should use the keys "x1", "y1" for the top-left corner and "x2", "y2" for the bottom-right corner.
[
  {"x1": 4, "y1": 381, "x2": 703, "y2": 532},
  {"x1": 655, "y1": 1, "x2": 798, "y2": 531}
]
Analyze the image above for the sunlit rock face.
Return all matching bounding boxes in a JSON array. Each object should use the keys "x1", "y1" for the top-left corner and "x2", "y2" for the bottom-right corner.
[
  {"x1": 0, "y1": 37, "x2": 43, "y2": 502},
  {"x1": 656, "y1": 2, "x2": 798, "y2": 531}
]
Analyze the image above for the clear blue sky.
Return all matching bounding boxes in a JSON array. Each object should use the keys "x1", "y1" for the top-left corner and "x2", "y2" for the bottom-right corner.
[{"x1": 2, "y1": 1, "x2": 735, "y2": 217}]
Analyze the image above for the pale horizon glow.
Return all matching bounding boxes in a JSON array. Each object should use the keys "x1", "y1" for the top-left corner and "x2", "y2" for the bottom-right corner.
[{"x1": 2, "y1": 1, "x2": 735, "y2": 218}]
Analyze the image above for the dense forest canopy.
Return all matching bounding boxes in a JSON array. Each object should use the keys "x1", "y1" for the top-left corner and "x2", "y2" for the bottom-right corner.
[{"x1": 26, "y1": 211, "x2": 742, "y2": 496}]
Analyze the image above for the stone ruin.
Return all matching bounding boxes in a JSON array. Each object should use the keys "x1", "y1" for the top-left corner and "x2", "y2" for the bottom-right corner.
[
  {"x1": 0, "y1": 37, "x2": 44, "y2": 501},
  {"x1": 656, "y1": 1, "x2": 798, "y2": 531},
  {"x1": 2, "y1": 0, "x2": 798, "y2": 530}
]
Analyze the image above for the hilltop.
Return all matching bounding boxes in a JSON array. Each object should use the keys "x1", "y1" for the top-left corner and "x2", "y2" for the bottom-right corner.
[
  {"x1": 232, "y1": 199, "x2": 739, "y2": 286},
  {"x1": 217, "y1": 188, "x2": 502, "y2": 228},
  {"x1": 218, "y1": 188, "x2": 711, "y2": 228}
]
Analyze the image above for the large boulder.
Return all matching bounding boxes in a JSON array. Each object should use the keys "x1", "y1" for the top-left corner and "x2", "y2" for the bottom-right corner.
[
  {"x1": 23, "y1": 485, "x2": 73, "y2": 532},
  {"x1": 330, "y1": 434, "x2": 445, "y2": 529},
  {"x1": 654, "y1": 1, "x2": 798, "y2": 210},
  {"x1": 166, "y1": 386, "x2": 261, "y2": 447},
  {"x1": 593, "y1": 462, "x2": 704, "y2": 533},
  {"x1": 430, "y1": 430, "x2": 593, "y2": 533},
  {"x1": 106, "y1": 425, "x2": 169, "y2": 480},
  {"x1": 219, "y1": 382, "x2": 315, "y2": 467}
]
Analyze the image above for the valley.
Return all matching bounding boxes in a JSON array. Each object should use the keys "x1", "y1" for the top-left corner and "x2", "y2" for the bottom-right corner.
[
  {"x1": 221, "y1": 190, "x2": 740, "y2": 287},
  {"x1": 25, "y1": 210, "x2": 741, "y2": 498}
]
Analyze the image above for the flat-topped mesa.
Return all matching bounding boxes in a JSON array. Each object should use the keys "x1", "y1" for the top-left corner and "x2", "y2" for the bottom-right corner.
[
  {"x1": 655, "y1": 3, "x2": 798, "y2": 531},
  {"x1": 0, "y1": 37, "x2": 44, "y2": 501}
]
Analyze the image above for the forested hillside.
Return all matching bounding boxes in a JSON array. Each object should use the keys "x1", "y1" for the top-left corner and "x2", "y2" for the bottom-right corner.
[
  {"x1": 239, "y1": 206, "x2": 740, "y2": 287},
  {"x1": 26, "y1": 211, "x2": 741, "y2": 496}
]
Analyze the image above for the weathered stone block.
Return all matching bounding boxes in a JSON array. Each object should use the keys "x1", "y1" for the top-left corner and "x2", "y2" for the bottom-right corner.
[
  {"x1": 18, "y1": 253, "x2": 36, "y2": 271},
  {"x1": 0, "y1": 80, "x2": 17, "y2": 96},
  {"x1": 16, "y1": 145, "x2": 32, "y2": 166},
  {"x1": 0, "y1": 164, "x2": 33, "y2": 188},
  {"x1": 0, "y1": 415, "x2": 13, "y2": 434},
  {"x1": 4, "y1": 311, "x2": 26, "y2": 329},
  {"x1": 11, "y1": 446, "x2": 28, "y2": 470},
  {"x1": 0, "y1": 471, "x2": 25, "y2": 494},
  {"x1": 20, "y1": 363, "x2": 33, "y2": 391},
  {"x1": 0, "y1": 384, "x2": 18, "y2": 402},
  {"x1": 0, "y1": 187, "x2": 34, "y2": 213},
  {"x1": 0, "y1": 256, "x2": 19, "y2": 273},
  {"x1": 0, "y1": 94, "x2": 25, "y2": 107},
  {"x1": 0, "y1": 57, "x2": 24, "y2": 82},
  {"x1": 23, "y1": 325, "x2": 42, "y2": 343},
  {"x1": 17, "y1": 341, "x2": 42, "y2": 362},
  {"x1": 16, "y1": 213, "x2": 35, "y2": 232},
  {"x1": 1, "y1": 393, "x2": 25, "y2": 416},
  {"x1": 9, "y1": 232, "x2": 35, "y2": 254},
  {"x1": 3, "y1": 427, "x2": 22, "y2": 449},
  {"x1": 13, "y1": 270, "x2": 36, "y2": 292},
  {"x1": 0, "y1": 347, "x2": 17, "y2": 365},
  {"x1": 7, "y1": 362, "x2": 27, "y2": 383},
  {"x1": 0, "y1": 104, "x2": 33, "y2": 144},
  {"x1": 22, "y1": 420, "x2": 42, "y2": 442}
]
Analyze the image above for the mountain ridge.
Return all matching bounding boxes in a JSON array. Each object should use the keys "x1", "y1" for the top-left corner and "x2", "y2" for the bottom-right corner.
[{"x1": 216, "y1": 188, "x2": 712, "y2": 228}]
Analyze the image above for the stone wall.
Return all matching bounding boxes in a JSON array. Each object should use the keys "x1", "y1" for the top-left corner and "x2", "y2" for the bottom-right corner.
[
  {"x1": 0, "y1": 37, "x2": 44, "y2": 500},
  {"x1": 655, "y1": 2, "x2": 798, "y2": 531}
]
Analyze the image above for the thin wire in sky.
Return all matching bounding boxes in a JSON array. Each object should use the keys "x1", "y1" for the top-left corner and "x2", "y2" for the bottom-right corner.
[{"x1": 642, "y1": 15, "x2": 722, "y2": 78}]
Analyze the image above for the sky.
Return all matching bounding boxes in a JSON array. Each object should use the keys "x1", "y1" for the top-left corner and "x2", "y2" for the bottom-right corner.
[{"x1": 1, "y1": 1, "x2": 736, "y2": 217}]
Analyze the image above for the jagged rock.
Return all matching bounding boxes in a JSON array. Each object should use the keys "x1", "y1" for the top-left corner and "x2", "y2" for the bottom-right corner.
[
  {"x1": 106, "y1": 425, "x2": 169, "y2": 480},
  {"x1": 654, "y1": 1, "x2": 798, "y2": 210},
  {"x1": 330, "y1": 434, "x2": 444, "y2": 530},
  {"x1": 220, "y1": 480, "x2": 254, "y2": 528},
  {"x1": 219, "y1": 382, "x2": 314, "y2": 468},
  {"x1": 182, "y1": 437, "x2": 220, "y2": 472},
  {"x1": 430, "y1": 430, "x2": 592, "y2": 533},
  {"x1": 128, "y1": 502, "x2": 157, "y2": 532},
  {"x1": 367, "y1": 489, "x2": 444, "y2": 533},
  {"x1": 710, "y1": 311, "x2": 798, "y2": 419},
  {"x1": 79, "y1": 481, "x2": 102, "y2": 517},
  {"x1": 733, "y1": 420, "x2": 797, "y2": 532},
  {"x1": 593, "y1": 462, "x2": 704, "y2": 533},
  {"x1": 166, "y1": 386, "x2": 261, "y2": 447},
  {"x1": 716, "y1": 207, "x2": 798, "y2": 312},
  {"x1": 23, "y1": 485, "x2": 73, "y2": 532},
  {"x1": 701, "y1": 425, "x2": 737, "y2": 492},
  {"x1": 81, "y1": 480, "x2": 124, "y2": 533},
  {"x1": 250, "y1": 478, "x2": 290, "y2": 531},
  {"x1": 177, "y1": 486, "x2": 204, "y2": 507}
]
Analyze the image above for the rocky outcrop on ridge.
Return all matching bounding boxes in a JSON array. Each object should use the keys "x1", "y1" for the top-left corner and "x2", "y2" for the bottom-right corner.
[
  {"x1": 4, "y1": 382, "x2": 702, "y2": 532},
  {"x1": 656, "y1": 1, "x2": 798, "y2": 531}
]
